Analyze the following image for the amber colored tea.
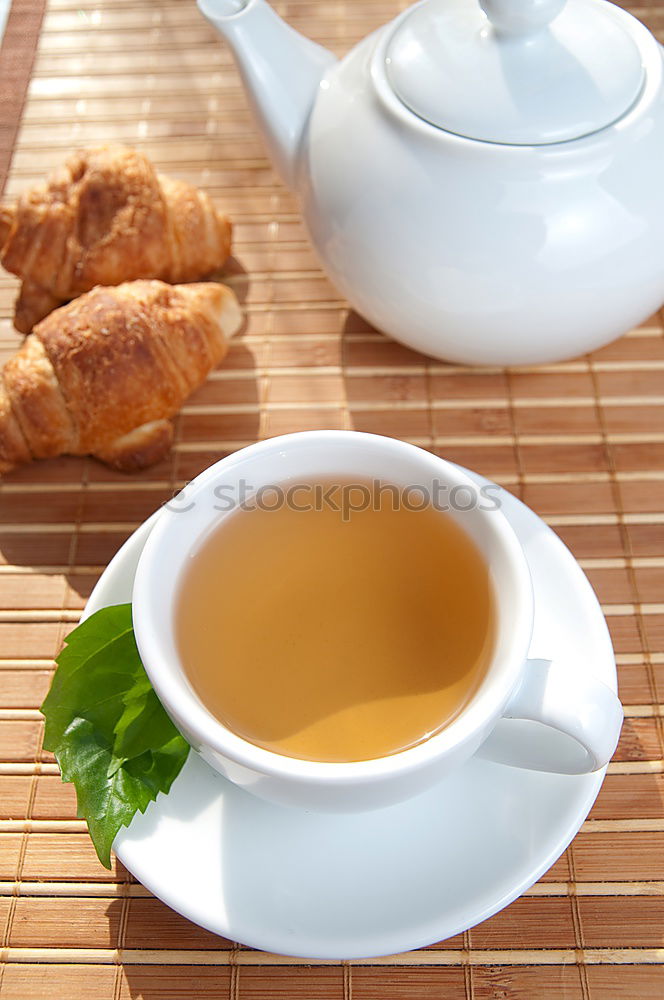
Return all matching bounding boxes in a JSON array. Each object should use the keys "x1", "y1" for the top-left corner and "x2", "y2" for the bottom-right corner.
[{"x1": 175, "y1": 479, "x2": 496, "y2": 762}]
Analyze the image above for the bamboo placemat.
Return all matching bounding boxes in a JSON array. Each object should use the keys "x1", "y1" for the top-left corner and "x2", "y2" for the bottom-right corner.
[{"x1": 0, "y1": 0, "x2": 663, "y2": 996}]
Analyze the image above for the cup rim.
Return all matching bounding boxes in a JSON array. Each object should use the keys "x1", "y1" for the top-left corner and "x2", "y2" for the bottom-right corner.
[{"x1": 132, "y1": 430, "x2": 534, "y2": 785}]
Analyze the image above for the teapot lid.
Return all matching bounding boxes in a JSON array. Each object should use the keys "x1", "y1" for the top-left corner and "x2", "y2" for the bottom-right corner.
[{"x1": 384, "y1": 0, "x2": 646, "y2": 144}]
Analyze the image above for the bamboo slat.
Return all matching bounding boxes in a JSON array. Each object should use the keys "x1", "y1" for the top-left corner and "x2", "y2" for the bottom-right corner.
[{"x1": 0, "y1": 0, "x2": 663, "y2": 994}]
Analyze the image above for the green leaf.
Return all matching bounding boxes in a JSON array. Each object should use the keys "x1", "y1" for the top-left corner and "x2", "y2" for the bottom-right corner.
[
  {"x1": 41, "y1": 604, "x2": 189, "y2": 869},
  {"x1": 114, "y1": 684, "x2": 180, "y2": 761}
]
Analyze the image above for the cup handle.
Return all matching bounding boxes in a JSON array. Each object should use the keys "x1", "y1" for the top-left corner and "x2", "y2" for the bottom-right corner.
[{"x1": 476, "y1": 658, "x2": 624, "y2": 774}]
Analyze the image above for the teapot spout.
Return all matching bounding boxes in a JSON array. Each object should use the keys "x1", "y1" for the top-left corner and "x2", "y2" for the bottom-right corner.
[{"x1": 198, "y1": 0, "x2": 337, "y2": 189}]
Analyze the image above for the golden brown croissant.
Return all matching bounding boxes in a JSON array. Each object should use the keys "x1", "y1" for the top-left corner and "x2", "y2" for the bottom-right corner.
[
  {"x1": 0, "y1": 145, "x2": 233, "y2": 332},
  {"x1": 0, "y1": 279, "x2": 242, "y2": 475}
]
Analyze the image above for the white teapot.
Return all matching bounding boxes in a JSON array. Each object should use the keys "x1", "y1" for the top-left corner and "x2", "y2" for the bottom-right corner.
[{"x1": 199, "y1": 0, "x2": 664, "y2": 365}]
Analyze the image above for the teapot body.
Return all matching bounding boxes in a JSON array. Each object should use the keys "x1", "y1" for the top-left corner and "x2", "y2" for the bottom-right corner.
[{"x1": 297, "y1": 27, "x2": 664, "y2": 365}]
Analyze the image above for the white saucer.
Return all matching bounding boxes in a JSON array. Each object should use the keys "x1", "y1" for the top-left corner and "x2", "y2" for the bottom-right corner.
[{"x1": 84, "y1": 473, "x2": 615, "y2": 960}]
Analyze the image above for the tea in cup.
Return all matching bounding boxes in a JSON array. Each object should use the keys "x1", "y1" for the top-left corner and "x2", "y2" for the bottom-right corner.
[
  {"x1": 176, "y1": 475, "x2": 496, "y2": 763},
  {"x1": 133, "y1": 431, "x2": 623, "y2": 810}
]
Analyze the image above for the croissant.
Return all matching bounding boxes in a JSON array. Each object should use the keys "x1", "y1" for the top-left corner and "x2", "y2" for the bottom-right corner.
[
  {"x1": 0, "y1": 145, "x2": 233, "y2": 332},
  {"x1": 0, "y1": 279, "x2": 242, "y2": 475}
]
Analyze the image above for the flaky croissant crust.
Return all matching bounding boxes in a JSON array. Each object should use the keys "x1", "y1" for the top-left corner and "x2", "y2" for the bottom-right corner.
[
  {"x1": 0, "y1": 145, "x2": 233, "y2": 332},
  {"x1": 0, "y1": 279, "x2": 242, "y2": 475}
]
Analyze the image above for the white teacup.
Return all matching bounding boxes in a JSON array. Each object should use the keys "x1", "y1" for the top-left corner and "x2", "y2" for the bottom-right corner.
[{"x1": 132, "y1": 431, "x2": 623, "y2": 811}]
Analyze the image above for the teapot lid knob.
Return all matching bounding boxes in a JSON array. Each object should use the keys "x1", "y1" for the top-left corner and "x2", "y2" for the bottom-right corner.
[
  {"x1": 384, "y1": 0, "x2": 647, "y2": 145},
  {"x1": 479, "y1": 0, "x2": 565, "y2": 36}
]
